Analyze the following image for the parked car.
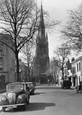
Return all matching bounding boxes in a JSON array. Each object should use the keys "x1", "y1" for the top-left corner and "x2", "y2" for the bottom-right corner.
[
  {"x1": 76, "y1": 81, "x2": 82, "y2": 93},
  {"x1": 26, "y1": 82, "x2": 35, "y2": 95},
  {"x1": 0, "y1": 82, "x2": 30, "y2": 112},
  {"x1": 61, "y1": 80, "x2": 72, "y2": 89}
]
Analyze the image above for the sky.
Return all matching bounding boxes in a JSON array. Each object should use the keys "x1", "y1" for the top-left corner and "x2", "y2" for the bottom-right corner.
[{"x1": 37, "y1": 0, "x2": 82, "y2": 59}]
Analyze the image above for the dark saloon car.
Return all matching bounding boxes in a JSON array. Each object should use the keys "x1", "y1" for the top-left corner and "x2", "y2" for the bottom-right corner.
[
  {"x1": 0, "y1": 82, "x2": 30, "y2": 112},
  {"x1": 26, "y1": 82, "x2": 35, "y2": 95},
  {"x1": 76, "y1": 81, "x2": 82, "y2": 93},
  {"x1": 61, "y1": 80, "x2": 72, "y2": 89}
]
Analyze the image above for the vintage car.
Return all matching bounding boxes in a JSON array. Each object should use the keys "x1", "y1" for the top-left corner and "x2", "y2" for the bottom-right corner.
[
  {"x1": 61, "y1": 80, "x2": 72, "y2": 89},
  {"x1": 0, "y1": 82, "x2": 30, "y2": 112},
  {"x1": 26, "y1": 82, "x2": 35, "y2": 95}
]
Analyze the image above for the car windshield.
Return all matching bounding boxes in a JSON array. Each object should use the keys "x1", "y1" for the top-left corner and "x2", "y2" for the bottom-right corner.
[{"x1": 6, "y1": 84, "x2": 23, "y2": 91}]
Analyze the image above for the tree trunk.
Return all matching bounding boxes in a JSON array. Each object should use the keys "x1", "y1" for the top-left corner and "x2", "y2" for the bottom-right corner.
[
  {"x1": 15, "y1": 51, "x2": 20, "y2": 82},
  {"x1": 28, "y1": 62, "x2": 30, "y2": 81},
  {"x1": 62, "y1": 57, "x2": 65, "y2": 80}
]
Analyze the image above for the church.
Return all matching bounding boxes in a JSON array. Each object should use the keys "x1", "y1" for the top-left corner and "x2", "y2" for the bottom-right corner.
[{"x1": 34, "y1": 4, "x2": 49, "y2": 82}]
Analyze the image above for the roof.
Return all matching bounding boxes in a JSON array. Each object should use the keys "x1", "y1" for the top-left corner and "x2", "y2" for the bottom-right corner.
[
  {"x1": 7, "y1": 82, "x2": 26, "y2": 86},
  {"x1": 71, "y1": 55, "x2": 82, "y2": 64},
  {"x1": 26, "y1": 82, "x2": 33, "y2": 84}
]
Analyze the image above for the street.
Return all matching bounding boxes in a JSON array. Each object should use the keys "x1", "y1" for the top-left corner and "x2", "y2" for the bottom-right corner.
[{"x1": 1, "y1": 85, "x2": 82, "y2": 115}]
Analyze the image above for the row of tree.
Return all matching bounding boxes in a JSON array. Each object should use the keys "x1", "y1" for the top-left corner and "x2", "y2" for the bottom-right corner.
[
  {"x1": 0, "y1": 0, "x2": 58, "y2": 82},
  {"x1": 1, "y1": 0, "x2": 81, "y2": 82},
  {"x1": 50, "y1": 3, "x2": 82, "y2": 81},
  {"x1": 0, "y1": 0, "x2": 39, "y2": 81}
]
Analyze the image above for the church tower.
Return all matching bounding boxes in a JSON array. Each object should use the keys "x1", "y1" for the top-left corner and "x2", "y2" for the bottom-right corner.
[{"x1": 35, "y1": 4, "x2": 49, "y2": 80}]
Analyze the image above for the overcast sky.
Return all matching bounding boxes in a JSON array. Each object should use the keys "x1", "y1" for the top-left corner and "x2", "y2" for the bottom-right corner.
[{"x1": 37, "y1": 0, "x2": 82, "y2": 59}]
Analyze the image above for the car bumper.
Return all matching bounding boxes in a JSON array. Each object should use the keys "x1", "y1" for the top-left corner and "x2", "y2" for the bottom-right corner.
[{"x1": 0, "y1": 103, "x2": 25, "y2": 109}]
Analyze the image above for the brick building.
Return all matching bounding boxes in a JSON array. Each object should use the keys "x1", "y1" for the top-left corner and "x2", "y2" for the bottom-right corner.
[{"x1": 0, "y1": 33, "x2": 16, "y2": 84}]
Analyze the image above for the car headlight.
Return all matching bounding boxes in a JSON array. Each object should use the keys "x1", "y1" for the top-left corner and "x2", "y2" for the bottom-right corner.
[
  {"x1": 0, "y1": 96, "x2": 9, "y2": 105},
  {"x1": 18, "y1": 95, "x2": 22, "y2": 99},
  {"x1": 1, "y1": 96, "x2": 7, "y2": 101}
]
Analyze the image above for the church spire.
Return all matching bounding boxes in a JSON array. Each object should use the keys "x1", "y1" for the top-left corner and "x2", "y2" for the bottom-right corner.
[{"x1": 40, "y1": 2, "x2": 45, "y2": 28}]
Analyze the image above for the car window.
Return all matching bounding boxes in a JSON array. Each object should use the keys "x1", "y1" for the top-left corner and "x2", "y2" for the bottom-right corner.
[
  {"x1": 6, "y1": 84, "x2": 23, "y2": 91},
  {"x1": 30, "y1": 83, "x2": 33, "y2": 86}
]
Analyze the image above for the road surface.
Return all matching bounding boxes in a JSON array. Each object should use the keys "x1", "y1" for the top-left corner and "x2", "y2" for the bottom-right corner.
[{"x1": 0, "y1": 85, "x2": 82, "y2": 115}]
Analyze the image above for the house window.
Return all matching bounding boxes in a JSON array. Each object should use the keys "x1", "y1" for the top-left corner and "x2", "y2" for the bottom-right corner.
[
  {"x1": 72, "y1": 67, "x2": 76, "y2": 74},
  {"x1": 0, "y1": 43, "x2": 3, "y2": 52},
  {"x1": 77, "y1": 63, "x2": 78, "y2": 72},
  {"x1": 0, "y1": 57, "x2": 3, "y2": 70},
  {"x1": 79, "y1": 62, "x2": 81, "y2": 71}
]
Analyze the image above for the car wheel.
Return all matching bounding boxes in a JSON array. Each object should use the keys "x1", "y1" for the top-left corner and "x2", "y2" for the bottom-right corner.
[
  {"x1": 76, "y1": 87, "x2": 79, "y2": 93},
  {"x1": 26, "y1": 96, "x2": 29, "y2": 104},
  {"x1": 62, "y1": 86, "x2": 64, "y2": 89},
  {"x1": 31, "y1": 89, "x2": 35, "y2": 95},
  {"x1": 2, "y1": 107, "x2": 6, "y2": 112},
  {"x1": 69, "y1": 87, "x2": 70, "y2": 89}
]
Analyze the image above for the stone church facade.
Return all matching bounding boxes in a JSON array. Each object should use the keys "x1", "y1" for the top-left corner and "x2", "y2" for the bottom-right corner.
[{"x1": 34, "y1": 4, "x2": 49, "y2": 80}]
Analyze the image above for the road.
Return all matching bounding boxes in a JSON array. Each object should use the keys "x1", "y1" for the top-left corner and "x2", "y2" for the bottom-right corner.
[{"x1": 1, "y1": 85, "x2": 82, "y2": 115}]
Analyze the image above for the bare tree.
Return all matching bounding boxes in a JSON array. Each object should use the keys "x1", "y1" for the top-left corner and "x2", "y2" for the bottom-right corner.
[
  {"x1": 0, "y1": 0, "x2": 59, "y2": 82},
  {"x1": 54, "y1": 43, "x2": 71, "y2": 80},
  {"x1": 61, "y1": 3, "x2": 82, "y2": 54},
  {"x1": 49, "y1": 57, "x2": 61, "y2": 84},
  {"x1": 0, "y1": 0, "x2": 40, "y2": 81},
  {"x1": 20, "y1": 41, "x2": 35, "y2": 81}
]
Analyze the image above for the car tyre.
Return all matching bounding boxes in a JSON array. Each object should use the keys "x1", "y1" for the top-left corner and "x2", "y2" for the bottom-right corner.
[
  {"x1": 26, "y1": 96, "x2": 29, "y2": 104},
  {"x1": 31, "y1": 89, "x2": 35, "y2": 95},
  {"x1": 68, "y1": 87, "x2": 70, "y2": 89},
  {"x1": 76, "y1": 86, "x2": 79, "y2": 93},
  {"x1": 2, "y1": 107, "x2": 6, "y2": 112}
]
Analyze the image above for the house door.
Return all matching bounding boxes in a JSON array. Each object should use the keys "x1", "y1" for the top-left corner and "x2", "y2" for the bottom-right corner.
[{"x1": 73, "y1": 77, "x2": 75, "y2": 86}]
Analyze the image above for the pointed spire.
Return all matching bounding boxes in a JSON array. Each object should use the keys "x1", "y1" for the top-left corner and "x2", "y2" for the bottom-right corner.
[
  {"x1": 37, "y1": 2, "x2": 45, "y2": 40},
  {"x1": 40, "y1": 2, "x2": 44, "y2": 28}
]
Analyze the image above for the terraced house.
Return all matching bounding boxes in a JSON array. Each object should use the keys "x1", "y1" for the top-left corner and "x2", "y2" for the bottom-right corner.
[
  {"x1": 58, "y1": 56, "x2": 82, "y2": 87},
  {"x1": 71, "y1": 56, "x2": 82, "y2": 87}
]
